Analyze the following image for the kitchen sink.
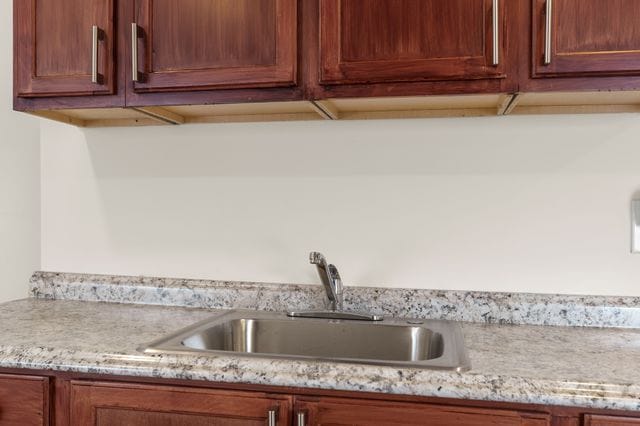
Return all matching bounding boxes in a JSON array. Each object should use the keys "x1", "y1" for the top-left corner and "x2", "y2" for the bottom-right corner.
[{"x1": 142, "y1": 310, "x2": 470, "y2": 371}]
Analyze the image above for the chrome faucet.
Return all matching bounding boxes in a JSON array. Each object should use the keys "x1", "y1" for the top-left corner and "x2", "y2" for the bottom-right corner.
[
  {"x1": 310, "y1": 251, "x2": 343, "y2": 311},
  {"x1": 287, "y1": 252, "x2": 382, "y2": 321}
]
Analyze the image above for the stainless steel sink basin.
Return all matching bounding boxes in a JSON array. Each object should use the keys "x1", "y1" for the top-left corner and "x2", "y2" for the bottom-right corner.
[{"x1": 142, "y1": 310, "x2": 470, "y2": 371}]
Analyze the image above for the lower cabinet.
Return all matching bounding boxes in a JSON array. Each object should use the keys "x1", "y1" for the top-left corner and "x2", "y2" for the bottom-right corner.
[
  {"x1": 70, "y1": 381, "x2": 292, "y2": 425},
  {"x1": 0, "y1": 373, "x2": 49, "y2": 426},
  {"x1": 2, "y1": 371, "x2": 640, "y2": 426},
  {"x1": 295, "y1": 396, "x2": 550, "y2": 426}
]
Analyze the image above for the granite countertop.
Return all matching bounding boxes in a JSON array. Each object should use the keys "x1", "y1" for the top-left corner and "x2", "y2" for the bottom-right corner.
[{"x1": 1, "y1": 297, "x2": 639, "y2": 411}]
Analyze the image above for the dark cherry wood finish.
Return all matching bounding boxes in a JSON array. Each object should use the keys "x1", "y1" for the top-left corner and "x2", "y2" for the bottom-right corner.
[
  {"x1": 14, "y1": 0, "x2": 116, "y2": 97},
  {"x1": 319, "y1": 0, "x2": 505, "y2": 85},
  {"x1": 520, "y1": 0, "x2": 640, "y2": 92},
  {"x1": 123, "y1": 0, "x2": 307, "y2": 108},
  {"x1": 131, "y1": 0, "x2": 297, "y2": 93},
  {"x1": 310, "y1": 0, "x2": 521, "y2": 99},
  {"x1": 13, "y1": 0, "x2": 128, "y2": 111},
  {"x1": 12, "y1": 0, "x2": 640, "y2": 113},
  {"x1": 14, "y1": 0, "x2": 303, "y2": 111},
  {"x1": 585, "y1": 415, "x2": 640, "y2": 426},
  {"x1": 0, "y1": 373, "x2": 49, "y2": 426},
  {"x1": 532, "y1": 0, "x2": 640, "y2": 78},
  {"x1": 1, "y1": 368, "x2": 640, "y2": 426},
  {"x1": 295, "y1": 396, "x2": 551, "y2": 426},
  {"x1": 71, "y1": 381, "x2": 292, "y2": 426}
]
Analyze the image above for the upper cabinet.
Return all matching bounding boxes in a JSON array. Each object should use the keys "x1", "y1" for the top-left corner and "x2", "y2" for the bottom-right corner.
[
  {"x1": 14, "y1": 0, "x2": 116, "y2": 97},
  {"x1": 13, "y1": 0, "x2": 640, "y2": 125},
  {"x1": 130, "y1": 0, "x2": 297, "y2": 93},
  {"x1": 319, "y1": 0, "x2": 505, "y2": 85},
  {"x1": 532, "y1": 0, "x2": 640, "y2": 78}
]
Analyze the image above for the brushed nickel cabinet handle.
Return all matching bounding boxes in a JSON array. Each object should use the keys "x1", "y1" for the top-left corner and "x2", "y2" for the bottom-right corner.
[
  {"x1": 297, "y1": 412, "x2": 307, "y2": 426},
  {"x1": 492, "y1": 0, "x2": 499, "y2": 66},
  {"x1": 91, "y1": 25, "x2": 99, "y2": 83},
  {"x1": 131, "y1": 23, "x2": 139, "y2": 82},
  {"x1": 544, "y1": 0, "x2": 553, "y2": 65},
  {"x1": 267, "y1": 409, "x2": 278, "y2": 426}
]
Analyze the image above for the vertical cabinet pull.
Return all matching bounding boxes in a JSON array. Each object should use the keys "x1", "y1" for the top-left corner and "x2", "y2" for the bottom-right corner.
[
  {"x1": 267, "y1": 409, "x2": 278, "y2": 426},
  {"x1": 297, "y1": 411, "x2": 307, "y2": 426},
  {"x1": 544, "y1": 0, "x2": 553, "y2": 65},
  {"x1": 131, "y1": 23, "x2": 140, "y2": 82},
  {"x1": 492, "y1": 0, "x2": 499, "y2": 66},
  {"x1": 91, "y1": 25, "x2": 99, "y2": 83}
]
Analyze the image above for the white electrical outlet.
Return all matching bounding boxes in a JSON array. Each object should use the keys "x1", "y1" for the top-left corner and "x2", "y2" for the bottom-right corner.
[{"x1": 633, "y1": 200, "x2": 640, "y2": 253}]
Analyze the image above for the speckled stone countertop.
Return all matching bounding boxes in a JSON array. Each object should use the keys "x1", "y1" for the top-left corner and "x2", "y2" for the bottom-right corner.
[{"x1": 1, "y1": 298, "x2": 639, "y2": 411}]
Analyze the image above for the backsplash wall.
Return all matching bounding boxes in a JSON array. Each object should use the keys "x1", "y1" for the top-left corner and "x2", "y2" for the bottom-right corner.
[
  {"x1": 0, "y1": 0, "x2": 40, "y2": 303},
  {"x1": 41, "y1": 114, "x2": 640, "y2": 296}
]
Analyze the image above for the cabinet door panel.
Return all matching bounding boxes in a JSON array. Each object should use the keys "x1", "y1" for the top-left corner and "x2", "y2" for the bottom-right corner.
[
  {"x1": 320, "y1": 0, "x2": 505, "y2": 85},
  {"x1": 0, "y1": 373, "x2": 49, "y2": 426},
  {"x1": 131, "y1": 0, "x2": 297, "y2": 93},
  {"x1": 14, "y1": 0, "x2": 116, "y2": 97},
  {"x1": 533, "y1": 0, "x2": 640, "y2": 77},
  {"x1": 95, "y1": 408, "x2": 264, "y2": 425},
  {"x1": 296, "y1": 397, "x2": 550, "y2": 426},
  {"x1": 70, "y1": 381, "x2": 291, "y2": 426},
  {"x1": 585, "y1": 414, "x2": 640, "y2": 426}
]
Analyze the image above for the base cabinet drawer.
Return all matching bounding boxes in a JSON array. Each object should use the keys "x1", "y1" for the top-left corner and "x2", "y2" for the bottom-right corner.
[
  {"x1": 70, "y1": 381, "x2": 292, "y2": 426},
  {"x1": 295, "y1": 397, "x2": 551, "y2": 426},
  {"x1": 585, "y1": 415, "x2": 640, "y2": 426},
  {"x1": 0, "y1": 373, "x2": 49, "y2": 426}
]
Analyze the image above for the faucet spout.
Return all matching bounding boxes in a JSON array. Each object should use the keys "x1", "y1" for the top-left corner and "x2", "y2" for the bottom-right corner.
[{"x1": 310, "y1": 251, "x2": 343, "y2": 311}]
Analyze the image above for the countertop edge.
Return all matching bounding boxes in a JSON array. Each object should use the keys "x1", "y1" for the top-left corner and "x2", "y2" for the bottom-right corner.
[{"x1": 1, "y1": 345, "x2": 638, "y2": 412}]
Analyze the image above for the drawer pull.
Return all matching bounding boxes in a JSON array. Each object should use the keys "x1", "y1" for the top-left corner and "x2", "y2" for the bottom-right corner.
[{"x1": 267, "y1": 408, "x2": 277, "y2": 426}]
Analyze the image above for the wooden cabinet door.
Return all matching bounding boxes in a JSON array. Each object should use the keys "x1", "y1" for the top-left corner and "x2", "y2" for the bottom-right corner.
[
  {"x1": 319, "y1": 0, "x2": 505, "y2": 85},
  {"x1": 585, "y1": 415, "x2": 640, "y2": 426},
  {"x1": 70, "y1": 381, "x2": 292, "y2": 426},
  {"x1": 130, "y1": 0, "x2": 297, "y2": 93},
  {"x1": 533, "y1": 0, "x2": 640, "y2": 77},
  {"x1": 14, "y1": 0, "x2": 116, "y2": 97},
  {"x1": 295, "y1": 397, "x2": 550, "y2": 426},
  {"x1": 0, "y1": 373, "x2": 49, "y2": 426}
]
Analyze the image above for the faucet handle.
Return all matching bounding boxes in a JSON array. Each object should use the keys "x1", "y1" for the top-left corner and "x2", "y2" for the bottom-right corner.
[{"x1": 309, "y1": 252, "x2": 326, "y2": 265}]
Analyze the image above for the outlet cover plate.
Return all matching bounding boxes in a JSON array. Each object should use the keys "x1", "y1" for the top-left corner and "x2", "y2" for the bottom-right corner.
[{"x1": 633, "y1": 200, "x2": 640, "y2": 253}]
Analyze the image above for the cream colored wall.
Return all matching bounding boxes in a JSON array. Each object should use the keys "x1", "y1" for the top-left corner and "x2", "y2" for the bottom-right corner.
[
  {"x1": 0, "y1": 1, "x2": 40, "y2": 302},
  {"x1": 40, "y1": 113, "x2": 640, "y2": 296},
  {"x1": 0, "y1": 0, "x2": 636, "y2": 303}
]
